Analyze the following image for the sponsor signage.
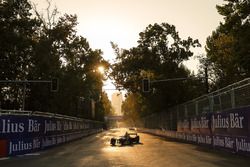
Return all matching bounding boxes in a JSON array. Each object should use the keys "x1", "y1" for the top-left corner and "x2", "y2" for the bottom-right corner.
[
  {"x1": 0, "y1": 140, "x2": 8, "y2": 157},
  {"x1": 177, "y1": 106, "x2": 250, "y2": 136},
  {"x1": 190, "y1": 114, "x2": 211, "y2": 134},
  {"x1": 152, "y1": 130, "x2": 250, "y2": 155},
  {"x1": 173, "y1": 106, "x2": 250, "y2": 155},
  {"x1": 0, "y1": 116, "x2": 90, "y2": 138},
  {"x1": 142, "y1": 127, "x2": 250, "y2": 155},
  {"x1": 211, "y1": 108, "x2": 250, "y2": 136},
  {"x1": 0, "y1": 115, "x2": 102, "y2": 157},
  {"x1": 177, "y1": 119, "x2": 190, "y2": 133}
]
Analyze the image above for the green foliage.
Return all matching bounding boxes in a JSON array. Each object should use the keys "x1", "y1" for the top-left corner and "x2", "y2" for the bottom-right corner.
[
  {"x1": 111, "y1": 23, "x2": 203, "y2": 118},
  {"x1": 122, "y1": 92, "x2": 145, "y2": 124},
  {"x1": 0, "y1": 0, "x2": 40, "y2": 108},
  {"x1": 0, "y1": 0, "x2": 40, "y2": 79},
  {"x1": 100, "y1": 91, "x2": 114, "y2": 116},
  {"x1": 0, "y1": 0, "x2": 111, "y2": 121},
  {"x1": 205, "y1": 0, "x2": 250, "y2": 88}
]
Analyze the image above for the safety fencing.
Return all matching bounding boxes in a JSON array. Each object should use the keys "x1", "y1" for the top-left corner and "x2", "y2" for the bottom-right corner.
[
  {"x1": 142, "y1": 78, "x2": 250, "y2": 155},
  {"x1": 0, "y1": 110, "x2": 104, "y2": 157}
]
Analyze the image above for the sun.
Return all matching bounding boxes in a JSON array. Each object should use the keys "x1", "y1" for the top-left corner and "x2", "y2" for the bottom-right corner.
[{"x1": 97, "y1": 66, "x2": 105, "y2": 74}]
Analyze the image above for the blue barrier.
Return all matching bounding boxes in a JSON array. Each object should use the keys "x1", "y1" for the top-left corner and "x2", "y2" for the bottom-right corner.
[
  {"x1": 141, "y1": 105, "x2": 250, "y2": 156},
  {"x1": 0, "y1": 113, "x2": 103, "y2": 157}
]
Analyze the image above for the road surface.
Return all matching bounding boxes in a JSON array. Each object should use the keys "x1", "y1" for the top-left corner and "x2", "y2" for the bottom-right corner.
[{"x1": 0, "y1": 128, "x2": 250, "y2": 167}]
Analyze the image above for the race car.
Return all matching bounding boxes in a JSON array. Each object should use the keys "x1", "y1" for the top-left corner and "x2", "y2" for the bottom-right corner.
[{"x1": 110, "y1": 131, "x2": 140, "y2": 146}]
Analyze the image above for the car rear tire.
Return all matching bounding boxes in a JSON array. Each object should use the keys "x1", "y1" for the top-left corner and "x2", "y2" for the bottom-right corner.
[
  {"x1": 135, "y1": 136, "x2": 140, "y2": 143},
  {"x1": 110, "y1": 138, "x2": 116, "y2": 146}
]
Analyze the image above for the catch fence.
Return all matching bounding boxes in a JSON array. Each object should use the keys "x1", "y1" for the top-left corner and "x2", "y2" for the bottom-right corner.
[{"x1": 144, "y1": 78, "x2": 250, "y2": 130}]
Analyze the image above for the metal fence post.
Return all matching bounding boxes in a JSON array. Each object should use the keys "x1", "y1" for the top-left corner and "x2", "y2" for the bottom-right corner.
[
  {"x1": 170, "y1": 111, "x2": 173, "y2": 130},
  {"x1": 209, "y1": 95, "x2": 214, "y2": 113},
  {"x1": 195, "y1": 101, "x2": 198, "y2": 115},
  {"x1": 22, "y1": 83, "x2": 26, "y2": 111},
  {"x1": 231, "y1": 88, "x2": 235, "y2": 108},
  {"x1": 184, "y1": 104, "x2": 188, "y2": 118}
]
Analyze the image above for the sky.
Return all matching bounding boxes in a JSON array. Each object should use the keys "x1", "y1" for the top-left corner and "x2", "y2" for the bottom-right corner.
[{"x1": 30, "y1": 0, "x2": 225, "y2": 98}]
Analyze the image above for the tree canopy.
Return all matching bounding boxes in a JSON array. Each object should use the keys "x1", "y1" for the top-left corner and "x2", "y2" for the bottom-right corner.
[
  {"x1": 205, "y1": 0, "x2": 250, "y2": 88},
  {"x1": 0, "y1": 0, "x2": 111, "y2": 121},
  {"x1": 111, "y1": 23, "x2": 204, "y2": 118}
]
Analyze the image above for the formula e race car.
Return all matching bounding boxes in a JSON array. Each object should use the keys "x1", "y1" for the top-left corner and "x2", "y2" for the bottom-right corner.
[{"x1": 110, "y1": 131, "x2": 140, "y2": 146}]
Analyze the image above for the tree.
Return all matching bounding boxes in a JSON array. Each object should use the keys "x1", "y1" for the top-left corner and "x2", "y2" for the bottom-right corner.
[
  {"x1": 28, "y1": 11, "x2": 109, "y2": 117},
  {"x1": 100, "y1": 91, "x2": 114, "y2": 116},
  {"x1": 0, "y1": 0, "x2": 40, "y2": 109},
  {"x1": 111, "y1": 23, "x2": 202, "y2": 116},
  {"x1": 205, "y1": 0, "x2": 250, "y2": 88},
  {"x1": 122, "y1": 92, "x2": 145, "y2": 125},
  {"x1": 0, "y1": 0, "x2": 109, "y2": 121}
]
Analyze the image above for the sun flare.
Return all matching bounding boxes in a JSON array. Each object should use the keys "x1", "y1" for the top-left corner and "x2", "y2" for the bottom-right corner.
[{"x1": 98, "y1": 66, "x2": 105, "y2": 74}]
